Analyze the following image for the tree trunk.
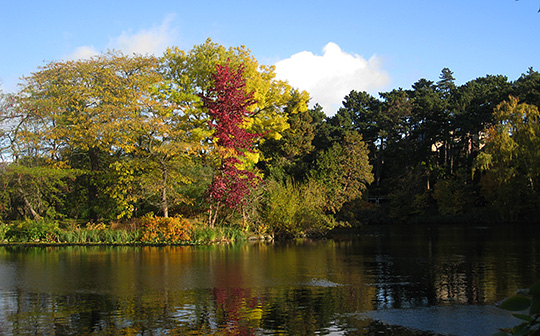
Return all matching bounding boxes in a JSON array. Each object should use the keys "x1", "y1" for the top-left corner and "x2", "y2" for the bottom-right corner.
[
  {"x1": 88, "y1": 146, "x2": 100, "y2": 222},
  {"x1": 16, "y1": 174, "x2": 40, "y2": 220},
  {"x1": 161, "y1": 166, "x2": 169, "y2": 218},
  {"x1": 208, "y1": 203, "x2": 219, "y2": 229},
  {"x1": 18, "y1": 189, "x2": 40, "y2": 220}
]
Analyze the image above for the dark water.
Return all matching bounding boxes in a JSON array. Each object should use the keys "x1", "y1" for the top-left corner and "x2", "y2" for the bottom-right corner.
[{"x1": 0, "y1": 223, "x2": 538, "y2": 335}]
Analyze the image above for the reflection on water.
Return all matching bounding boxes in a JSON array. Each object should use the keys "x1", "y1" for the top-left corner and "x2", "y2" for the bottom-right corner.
[{"x1": 0, "y1": 224, "x2": 538, "y2": 335}]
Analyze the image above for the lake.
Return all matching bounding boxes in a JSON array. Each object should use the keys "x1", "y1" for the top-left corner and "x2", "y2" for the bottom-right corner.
[{"x1": 0, "y1": 223, "x2": 538, "y2": 335}]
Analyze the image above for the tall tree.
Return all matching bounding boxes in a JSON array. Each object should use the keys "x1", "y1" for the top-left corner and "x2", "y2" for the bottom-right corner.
[
  {"x1": 408, "y1": 77, "x2": 449, "y2": 189},
  {"x1": 452, "y1": 74, "x2": 511, "y2": 173},
  {"x1": 18, "y1": 52, "x2": 163, "y2": 220},
  {"x1": 258, "y1": 89, "x2": 315, "y2": 181},
  {"x1": 377, "y1": 88, "x2": 413, "y2": 188},
  {"x1": 474, "y1": 96, "x2": 540, "y2": 221},
  {"x1": 202, "y1": 62, "x2": 261, "y2": 227},
  {"x1": 513, "y1": 67, "x2": 540, "y2": 108}
]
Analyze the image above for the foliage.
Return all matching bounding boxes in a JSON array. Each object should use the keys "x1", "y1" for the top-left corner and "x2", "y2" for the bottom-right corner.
[
  {"x1": 5, "y1": 218, "x2": 60, "y2": 243},
  {"x1": 0, "y1": 222, "x2": 8, "y2": 241},
  {"x1": 55, "y1": 222, "x2": 140, "y2": 244},
  {"x1": 260, "y1": 98, "x2": 324, "y2": 183},
  {"x1": 3, "y1": 39, "x2": 540, "y2": 229},
  {"x1": 260, "y1": 178, "x2": 335, "y2": 238},
  {"x1": 388, "y1": 166, "x2": 435, "y2": 221},
  {"x1": 189, "y1": 223, "x2": 247, "y2": 244},
  {"x1": 162, "y1": 38, "x2": 308, "y2": 141},
  {"x1": 138, "y1": 214, "x2": 191, "y2": 244},
  {"x1": 475, "y1": 97, "x2": 540, "y2": 221},
  {"x1": 0, "y1": 163, "x2": 80, "y2": 220},
  {"x1": 311, "y1": 131, "x2": 374, "y2": 214},
  {"x1": 202, "y1": 62, "x2": 262, "y2": 227},
  {"x1": 495, "y1": 280, "x2": 540, "y2": 335},
  {"x1": 16, "y1": 52, "x2": 164, "y2": 221},
  {"x1": 433, "y1": 170, "x2": 472, "y2": 216}
]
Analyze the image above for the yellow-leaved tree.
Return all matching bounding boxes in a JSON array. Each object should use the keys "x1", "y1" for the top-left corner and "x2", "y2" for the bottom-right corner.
[
  {"x1": 474, "y1": 96, "x2": 540, "y2": 221},
  {"x1": 17, "y1": 52, "x2": 189, "y2": 220}
]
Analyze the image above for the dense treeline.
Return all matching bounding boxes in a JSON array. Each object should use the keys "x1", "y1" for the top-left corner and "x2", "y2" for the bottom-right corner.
[
  {"x1": 324, "y1": 67, "x2": 540, "y2": 224},
  {"x1": 1, "y1": 39, "x2": 539, "y2": 239}
]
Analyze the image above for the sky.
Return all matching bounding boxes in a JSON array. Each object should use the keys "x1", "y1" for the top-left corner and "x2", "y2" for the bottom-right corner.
[{"x1": 1, "y1": 0, "x2": 539, "y2": 115}]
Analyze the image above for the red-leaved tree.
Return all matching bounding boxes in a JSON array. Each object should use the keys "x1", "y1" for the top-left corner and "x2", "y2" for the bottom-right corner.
[{"x1": 202, "y1": 62, "x2": 261, "y2": 227}]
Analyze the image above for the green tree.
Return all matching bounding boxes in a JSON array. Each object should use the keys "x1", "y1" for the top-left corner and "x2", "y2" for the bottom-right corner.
[
  {"x1": 161, "y1": 39, "x2": 310, "y2": 225},
  {"x1": 453, "y1": 74, "x2": 511, "y2": 168},
  {"x1": 0, "y1": 90, "x2": 17, "y2": 161},
  {"x1": 261, "y1": 178, "x2": 334, "y2": 238},
  {"x1": 405, "y1": 72, "x2": 454, "y2": 191},
  {"x1": 259, "y1": 90, "x2": 316, "y2": 182},
  {"x1": 311, "y1": 132, "x2": 374, "y2": 214},
  {"x1": 474, "y1": 96, "x2": 540, "y2": 221},
  {"x1": 376, "y1": 88, "x2": 413, "y2": 189},
  {"x1": 0, "y1": 162, "x2": 79, "y2": 220},
  {"x1": 513, "y1": 67, "x2": 540, "y2": 108}
]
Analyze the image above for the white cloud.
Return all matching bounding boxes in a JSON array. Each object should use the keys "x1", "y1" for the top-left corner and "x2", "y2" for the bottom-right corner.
[
  {"x1": 64, "y1": 14, "x2": 177, "y2": 61},
  {"x1": 65, "y1": 46, "x2": 99, "y2": 61},
  {"x1": 107, "y1": 14, "x2": 177, "y2": 55},
  {"x1": 274, "y1": 42, "x2": 391, "y2": 115}
]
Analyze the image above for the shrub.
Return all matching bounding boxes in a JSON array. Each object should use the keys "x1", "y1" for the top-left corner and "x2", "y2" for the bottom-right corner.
[
  {"x1": 261, "y1": 179, "x2": 335, "y2": 238},
  {"x1": 5, "y1": 218, "x2": 60, "y2": 243},
  {"x1": 138, "y1": 214, "x2": 191, "y2": 244},
  {"x1": 0, "y1": 222, "x2": 9, "y2": 242},
  {"x1": 190, "y1": 226, "x2": 218, "y2": 243}
]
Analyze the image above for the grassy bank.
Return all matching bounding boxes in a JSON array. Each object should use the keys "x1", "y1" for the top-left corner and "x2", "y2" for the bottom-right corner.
[{"x1": 0, "y1": 216, "x2": 260, "y2": 246}]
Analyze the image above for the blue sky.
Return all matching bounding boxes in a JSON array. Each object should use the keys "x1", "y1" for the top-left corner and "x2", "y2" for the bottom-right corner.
[{"x1": 1, "y1": 0, "x2": 539, "y2": 114}]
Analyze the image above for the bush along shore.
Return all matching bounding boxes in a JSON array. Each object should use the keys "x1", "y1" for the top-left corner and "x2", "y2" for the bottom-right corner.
[{"x1": 0, "y1": 215, "x2": 273, "y2": 246}]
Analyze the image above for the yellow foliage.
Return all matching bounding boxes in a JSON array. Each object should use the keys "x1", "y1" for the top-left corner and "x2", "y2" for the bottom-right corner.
[{"x1": 162, "y1": 38, "x2": 310, "y2": 149}]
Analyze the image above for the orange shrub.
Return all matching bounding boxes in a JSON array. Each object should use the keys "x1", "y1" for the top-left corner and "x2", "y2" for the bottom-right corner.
[{"x1": 138, "y1": 215, "x2": 191, "y2": 244}]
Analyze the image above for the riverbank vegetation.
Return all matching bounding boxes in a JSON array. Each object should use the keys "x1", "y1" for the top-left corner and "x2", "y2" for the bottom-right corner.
[
  {"x1": 1, "y1": 39, "x2": 539, "y2": 242},
  {"x1": 0, "y1": 215, "x2": 250, "y2": 245}
]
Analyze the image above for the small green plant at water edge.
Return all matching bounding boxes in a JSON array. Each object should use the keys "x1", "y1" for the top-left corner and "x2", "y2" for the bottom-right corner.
[
  {"x1": 494, "y1": 279, "x2": 540, "y2": 335},
  {"x1": 189, "y1": 224, "x2": 247, "y2": 244}
]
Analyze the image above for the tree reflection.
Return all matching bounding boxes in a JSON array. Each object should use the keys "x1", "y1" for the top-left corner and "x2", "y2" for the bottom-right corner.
[{"x1": 0, "y1": 224, "x2": 538, "y2": 335}]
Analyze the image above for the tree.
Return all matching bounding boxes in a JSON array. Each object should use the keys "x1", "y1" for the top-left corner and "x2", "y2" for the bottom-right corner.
[
  {"x1": 474, "y1": 96, "x2": 540, "y2": 221},
  {"x1": 311, "y1": 132, "x2": 374, "y2": 214},
  {"x1": 17, "y1": 52, "x2": 164, "y2": 220},
  {"x1": 160, "y1": 39, "x2": 310, "y2": 224},
  {"x1": 202, "y1": 62, "x2": 262, "y2": 227},
  {"x1": 0, "y1": 90, "x2": 18, "y2": 161},
  {"x1": 453, "y1": 74, "x2": 511, "y2": 168},
  {"x1": 513, "y1": 67, "x2": 540, "y2": 108},
  {"x1": 0, "y1": 162, "x2": 79, "y2": 220},
  {"x1": 161, "y1": 39, "x2": 309, "y2": 155},
  {"x1": 258, "y1": 89, "x2": 315, "y2": 182},
  {"x1": 407, "y1": 76, "x2": 451, "y2": 190}
]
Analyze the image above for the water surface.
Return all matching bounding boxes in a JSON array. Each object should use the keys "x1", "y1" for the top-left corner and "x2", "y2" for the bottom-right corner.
[{"x1": 0, "y1": 223, "x2": 538, "y2": 335}]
